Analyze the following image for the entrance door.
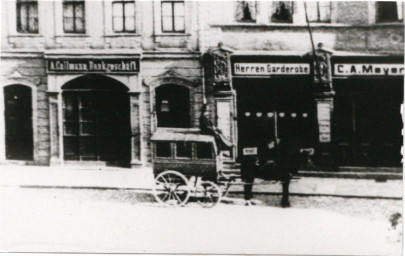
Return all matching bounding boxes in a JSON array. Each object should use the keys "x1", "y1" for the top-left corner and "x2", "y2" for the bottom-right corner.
[
  {"x1": 62, "y1": 75, "x2": 131, "y2": 165},
  {"x1": 4, "y1": 85, "x2": 34, "y2": 160},
  {"x1": 235, "y1": 79, "x2": 316, "y2": 158}
]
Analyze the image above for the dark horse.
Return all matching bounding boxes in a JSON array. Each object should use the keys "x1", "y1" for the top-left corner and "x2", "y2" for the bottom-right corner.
[{"x1": 242, "y1": 138, "x2": 314, "y2": 207}]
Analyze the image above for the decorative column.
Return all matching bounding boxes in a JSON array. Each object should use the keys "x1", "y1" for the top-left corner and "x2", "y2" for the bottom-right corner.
[
  {"x1": 0, "y1": 87, "x2": 5, "y2": 162},
  {"x1": 129, "y1": 91, "x2": 142, "y2": 167},
  {"x1": 310, "y1": 44, "x2": 336, "y2": 167},
  {"x1": 47, "y1": 91, "x2": 61, "y2": 165},
  {"x1": 203, "y1": 43, "x2": 237, "y2": 162}
]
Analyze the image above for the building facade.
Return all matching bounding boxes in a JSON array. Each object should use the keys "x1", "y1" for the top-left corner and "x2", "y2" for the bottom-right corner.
[{"x1": 0, "y1": 1, "x2": 403, "y2": 169}]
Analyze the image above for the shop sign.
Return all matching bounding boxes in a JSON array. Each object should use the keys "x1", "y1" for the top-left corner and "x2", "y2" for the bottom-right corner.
[
  {"x1": 334, "y1": 64, "x2": 404, "y2": 76},
  {"x1": 319, "y1": 134, "x2": 331, "y2": 143},
  {"x1": 47, "y1": 58, "x2": 140, "y2": 74},
  {"x1": 234, "y1": 63, "x2": 310, "y2": 75}
]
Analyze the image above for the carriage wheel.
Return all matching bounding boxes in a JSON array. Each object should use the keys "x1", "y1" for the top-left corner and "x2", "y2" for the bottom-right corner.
[
  {"x1": 195, "y1": 181, "x2": 222, "y2": 208},
  {"x1": 154, "y1": 171, "x2": 191, "y2": 207}
]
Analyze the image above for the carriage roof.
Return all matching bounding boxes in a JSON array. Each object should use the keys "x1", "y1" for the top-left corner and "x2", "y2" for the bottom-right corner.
[{"x1": 150, "y1": 130, "x2": 216, "y2": 143}]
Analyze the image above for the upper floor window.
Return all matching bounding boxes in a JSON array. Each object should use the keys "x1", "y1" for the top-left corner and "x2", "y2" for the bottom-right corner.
[
  {"x1": 161, "y1": 1, "x2": 185, "y2": 33},
  {"x1": 112, "y1": 1, "x2": 136, "y2": 32},
  {"x1": 376, "y1": 1, "x2": 404, "y2": 23},
  {"x1": 16, "y1": 0, "x2": 38, "y2": 33},
  {"x1": 235, "y1": 1, "x2": 257, "y2": 22},
  {"x1": 271, "y1": 1, "x2": 293, "y2": 23},
  {"x1": 306, "y1": 1, "x2": 331, "y2": 23},
  {"x1": 63, "y1": 0, "x2": 85, "y2": 33}
]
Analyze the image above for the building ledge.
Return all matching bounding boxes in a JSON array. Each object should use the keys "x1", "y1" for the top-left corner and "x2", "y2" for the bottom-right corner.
[{"x1": 210, "y1": 22, "x2": 404, "y2": 29}]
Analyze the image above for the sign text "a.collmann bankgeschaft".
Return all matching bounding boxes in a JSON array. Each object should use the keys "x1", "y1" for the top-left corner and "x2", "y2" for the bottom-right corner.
[
  {"x1": 47, "y1": 59, "x2": 140, "y2": 74},
  {"x1": 334, "y1": 64, "x2": 404, "y2": 76},
  {"x1": 234, "y1": 63, "x2": 310, "y2": 75}
]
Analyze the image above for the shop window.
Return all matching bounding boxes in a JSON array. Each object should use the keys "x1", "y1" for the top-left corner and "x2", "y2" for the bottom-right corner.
[
  {"x1": 156, "y1": 142, "x2": 172, "y2": 158},
  {"x1": 271, "y1": 1, "x2": 293, "y2": 23},
  {"x1": 175, "y1": 142, "x2": 192, "y2": 158},
  {"x1": 16, "y1": 0, "x2": 38, "y2": 33},
  {"x1": 112, "y1": 1, "x2": 136, "y2": 32},
  {"x1": 306, "y1": 1, "x2": 331, "y2": 23},
  {"x1": 235, "y1": 1, "x2": 257, "y2": 22},
  {"x1": 161, "y1": 1, "x2": 185, "y2": 33},
  {"x1": 376, "y1": 1, "x2": 404, "y2": 22},
  {"x1": 155, "y1": 84, "x2": 190, "y2": 128},
  {"x1": 63, "y1": 0, "x2": 85, "y2": 33}
]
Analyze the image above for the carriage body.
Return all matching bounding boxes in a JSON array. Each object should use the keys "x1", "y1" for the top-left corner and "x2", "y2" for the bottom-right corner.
[{"x1": 151, "y1": 129, "x2": 219, "y2": 181}]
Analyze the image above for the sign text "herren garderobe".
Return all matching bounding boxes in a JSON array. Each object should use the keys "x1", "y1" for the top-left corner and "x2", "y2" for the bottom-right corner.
[
  {"x1": 47, "y1": 59, "x2": 140, "y2": 74},
  {"x1": 234, "y1": 63, "x2": 310, "y2": 75}
]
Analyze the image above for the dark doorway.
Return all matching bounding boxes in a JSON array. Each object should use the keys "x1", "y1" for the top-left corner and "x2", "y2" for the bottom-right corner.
[
  {"x1": 235, "y1": 78, "x2": 317, "y2": 159},
  {"x1": 62, "y1": 75, "x2": 131, "y2": 166},
  {"x1": 333, "y1": 78, "x2": 403, "y2": 167},
  {"x1": 155, "y1": 84, "x2": 190, "y2": 128},
  {"x1": 4, "y1": 85, "x2": 34, "y2": 160}
]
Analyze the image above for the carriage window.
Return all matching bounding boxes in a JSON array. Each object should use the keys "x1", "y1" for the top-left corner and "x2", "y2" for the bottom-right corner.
[
  {"x1": 196, "y1": 142, "x2": 214, "y2": 159},
  {"x1": 175, "y1": 142, "x2": 192, "y2": 158},
  {"x1": 156, "y1": 141, "x2": 171, "y2": 158}
]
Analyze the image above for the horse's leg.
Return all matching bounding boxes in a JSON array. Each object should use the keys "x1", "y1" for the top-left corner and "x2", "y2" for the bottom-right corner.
[{"x1": 281, "y1": 180, "x2": 291, "y2": 208}]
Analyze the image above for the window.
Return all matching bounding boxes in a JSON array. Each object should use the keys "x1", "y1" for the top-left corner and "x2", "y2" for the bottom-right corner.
[
  {"x1": 161, "y1": 1, "x2": 185, "y2": 33},
  {"x1": 175, "y1": 142, "x2": 192, "y2": 158},
  {"x1": 235, "y1": 1, "x2": 257, "y2": 22},
  {"x1": 112, "y1": 1, "x2": 136, "y2": 32},
  {"x1": 196, "y1": 142, "x2": 214, "y2": 159},
  {"x1": 156, "y1": 142, "x2": 172, "y2": 158},
  {"x1": 155, "y1": 84, "x2": 190, "y2": 128},
  {"x1": 271, "y1": 1, "x2": 293, "y2": 23},
  {"x1": 16, "y1": 0, "x2": 38, "y2": 33},
  {"x1": 63, "y1": 0, "x2": 85, "y2": 33},
  {"x1": 376, "y1": 1, "x2": 404, "y2": 22},
  {"x1": 306, "y1": 1, "x2": 331, "y2": 23}
]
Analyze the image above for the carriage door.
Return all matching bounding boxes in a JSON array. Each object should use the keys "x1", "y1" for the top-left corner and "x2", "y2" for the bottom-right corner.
[{"x1": 4, "y1": 85, "x2": 34, "y2": 160}]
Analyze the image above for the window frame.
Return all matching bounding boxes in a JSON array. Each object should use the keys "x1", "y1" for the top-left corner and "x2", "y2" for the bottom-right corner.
[
  {"x1": 112, "y1": 1, "x2": 136, "y2": 33},
  {"x1": 63, "y1": 0, "x2": 86, "y2": 34},
  {"x1": 306, "y1": 1, "x2": 332, "y2": 23},
  {"x1": 161, "y1": 1, "x2": 185, "y2": 33},
  {"x1": 16, "y1": 0, "x2": 39, "y2": 34},
  {"x1": 270, "y1": 1, "x2": 294, "y2": 24},
  {"x1": 376, "y1": 1, "x2": 404, "y2": 23}
]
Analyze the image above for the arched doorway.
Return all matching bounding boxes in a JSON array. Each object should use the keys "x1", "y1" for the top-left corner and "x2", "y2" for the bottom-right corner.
[
  {"x1": 62, "y1": 75, "x2": 131, "y2": 165},
  {"x1": 4, "y1": 85, "x2": 34, "y2": 160},
  {"x1": 155, "y1": 84, "x2": 190, "y2": 128}
]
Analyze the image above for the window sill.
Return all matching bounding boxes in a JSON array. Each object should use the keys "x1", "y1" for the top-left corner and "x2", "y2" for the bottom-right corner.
[
  {"x1": 104, "y1": 33, "x2": 141, "y2": 37},
  {"x1": 55, "y1": 34, "x2": 90, "y2": 38},
  {"x1": 154, "y1": 33, "x2": 190, "y2": 37},
  {"x1": 9, "y1": 34, "x2": 43, "y2": 38},
  {"x1": 210, "y1": 22, "x2": 404, "y2": 29}
]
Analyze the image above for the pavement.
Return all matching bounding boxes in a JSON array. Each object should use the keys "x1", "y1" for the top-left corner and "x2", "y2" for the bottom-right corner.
[
  {"x1": 1, "y1": 186, "x2": 400, "y2": 255},
  {"x1": 0, "y1": 165, "x2": 402, "y2": 199}
]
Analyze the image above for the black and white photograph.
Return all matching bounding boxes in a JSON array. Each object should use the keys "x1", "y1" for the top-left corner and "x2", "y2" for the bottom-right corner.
[{"x1": 0, "y1": 0, "x2": 403, "y2": 255}]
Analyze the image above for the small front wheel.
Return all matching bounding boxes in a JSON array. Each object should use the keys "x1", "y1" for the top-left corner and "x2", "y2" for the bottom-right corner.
[
  {"x1": 154, "y1": 170, "x2": 191, "y2": 207},
  {"x1": 195, "y1": 181, "x2": 222, "y2": 208}
]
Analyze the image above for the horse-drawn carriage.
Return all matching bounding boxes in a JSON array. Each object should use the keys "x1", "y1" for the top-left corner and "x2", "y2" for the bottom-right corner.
[{"x1": 151, "y1": 129, "x2": 314, "y2": 208}]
